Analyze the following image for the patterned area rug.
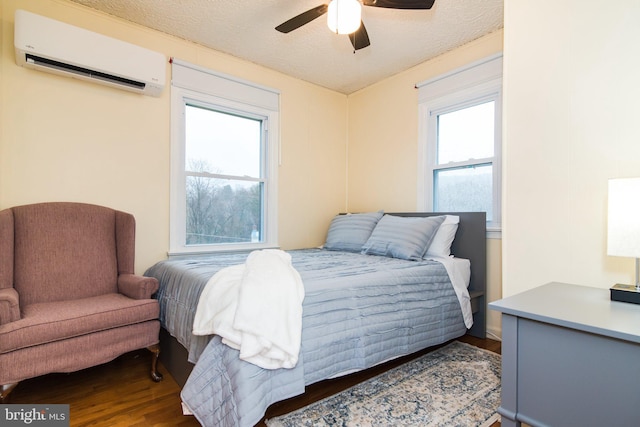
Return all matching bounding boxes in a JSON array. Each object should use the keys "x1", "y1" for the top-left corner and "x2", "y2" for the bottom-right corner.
[{"x1": 266, "y1": 341, "x2": 501, "y2": 427}]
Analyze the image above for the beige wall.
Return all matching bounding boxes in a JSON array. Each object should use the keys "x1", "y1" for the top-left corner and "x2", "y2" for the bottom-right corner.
[
  {"x1": 502, "y1": 0, "x2": 640, "y2": 301},
  {"x1": 0, "y1": 0, "x2": 348, "y2": 273},
  {"x1": 346, "y1": 31, "x2": 504, "y2": 338}
]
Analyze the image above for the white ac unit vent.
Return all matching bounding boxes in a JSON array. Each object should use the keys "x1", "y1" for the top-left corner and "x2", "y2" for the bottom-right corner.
[{"x1": 14, "y1": 9, "x2": 166, "y2": 97}]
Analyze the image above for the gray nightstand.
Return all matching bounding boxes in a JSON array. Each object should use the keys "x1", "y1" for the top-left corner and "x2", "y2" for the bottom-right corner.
[{"x1": 490, "y1": 282, "x2": 640, "y2": 427}]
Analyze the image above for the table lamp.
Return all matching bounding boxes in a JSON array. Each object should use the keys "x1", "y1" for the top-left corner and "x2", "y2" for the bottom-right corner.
[{"x1": 608, "y1": 177, "x2": 640, "y2": 304}]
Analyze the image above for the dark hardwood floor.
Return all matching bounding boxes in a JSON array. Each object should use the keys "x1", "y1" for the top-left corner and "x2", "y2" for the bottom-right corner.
[{"x1": 7, "y1": 335, "x2": 501, "y2": 426}]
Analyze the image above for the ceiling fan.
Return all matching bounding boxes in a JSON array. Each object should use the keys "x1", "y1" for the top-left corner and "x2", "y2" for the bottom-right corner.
[{"x1": 275, "y1": 0, "x2": 436, "y2": 51}]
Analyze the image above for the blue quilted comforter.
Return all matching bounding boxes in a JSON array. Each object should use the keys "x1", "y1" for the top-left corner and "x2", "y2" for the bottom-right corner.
[{"x1": 145, "y1": 249, "x2": 467, "y2": 427}]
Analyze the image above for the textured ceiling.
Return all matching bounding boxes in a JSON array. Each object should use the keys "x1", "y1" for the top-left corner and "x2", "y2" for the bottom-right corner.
[{"x1": 68, "y1": 0, "x2": 503, "y2": 94}]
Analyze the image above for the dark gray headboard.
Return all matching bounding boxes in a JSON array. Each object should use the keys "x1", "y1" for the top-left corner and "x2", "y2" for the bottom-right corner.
[{"x1": 389, "y1": 212, "x2": 487, "y2": 338}]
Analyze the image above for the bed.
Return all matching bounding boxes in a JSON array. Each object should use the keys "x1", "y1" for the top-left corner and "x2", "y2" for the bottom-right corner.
[{"x1": 144, "y1": 212, "x2": 486, "y2": 427}]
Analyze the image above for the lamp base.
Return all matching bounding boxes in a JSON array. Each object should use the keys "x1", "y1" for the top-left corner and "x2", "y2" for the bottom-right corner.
[{"x1": 610, "y1": 283, "x2": 640, "y2": 304}]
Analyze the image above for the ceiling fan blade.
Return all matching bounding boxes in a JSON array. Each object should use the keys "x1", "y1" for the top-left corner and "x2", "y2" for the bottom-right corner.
[
  {"x1": 275, "y1": 4, "x2": 329, "y2": 33},
  {"x1": 348, "y1": 22, "x2": 370, "y2": 51},
  {"x1": 362, "y1": 0, "x2": 436, "y2": 9}
]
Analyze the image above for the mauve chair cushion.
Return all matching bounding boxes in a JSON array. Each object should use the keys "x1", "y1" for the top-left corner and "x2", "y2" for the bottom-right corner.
[{"x1": 0, "y1": 293, "x2": 159, "y2": 354}]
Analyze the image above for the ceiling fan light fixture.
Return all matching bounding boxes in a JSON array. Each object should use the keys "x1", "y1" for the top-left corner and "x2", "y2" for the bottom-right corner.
[{"x1": 327, "y1": 0, "x2": 362, "y2": 35}]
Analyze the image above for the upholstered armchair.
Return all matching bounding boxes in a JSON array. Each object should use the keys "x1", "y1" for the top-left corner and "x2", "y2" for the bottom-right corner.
[{"x1": 0, "y1": 202, "x2": 162, "y2": 402}]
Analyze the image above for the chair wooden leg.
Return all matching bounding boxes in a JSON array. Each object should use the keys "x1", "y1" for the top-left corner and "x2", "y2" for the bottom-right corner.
[
  {"x1": 148, "y1": 344, "x2": 163, "y2": 382},
  {"x1": 1, "y1": 383, "x2": 18, "y2": 403}
]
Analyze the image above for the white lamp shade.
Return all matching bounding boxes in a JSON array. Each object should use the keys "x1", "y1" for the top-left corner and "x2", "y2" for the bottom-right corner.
[
  {"x1": 607, "y1": 177, "x2": 640, "y2": 257},
  {"x1": 327, "y1": 0, "x2": 362, "y2": 35}
]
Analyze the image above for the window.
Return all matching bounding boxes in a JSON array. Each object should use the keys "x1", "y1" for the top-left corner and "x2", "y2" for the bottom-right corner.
[
  {"x1": 417, "y1": 54, "x2": 502, "y2": 234},
  {"x1": 433, "y1": 100, "x2": 497, "y2": 218},
  {"x1": 170, "y1": 60, "x2": 279, "y2": 254}
]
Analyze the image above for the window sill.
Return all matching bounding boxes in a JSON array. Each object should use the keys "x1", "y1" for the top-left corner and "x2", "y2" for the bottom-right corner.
[
  {"x1": 168, "y1": 243, "x2": 280, "y2": 258},
  {"x1": 487, "y1": 225, "x2": 501, "y2": 240}
]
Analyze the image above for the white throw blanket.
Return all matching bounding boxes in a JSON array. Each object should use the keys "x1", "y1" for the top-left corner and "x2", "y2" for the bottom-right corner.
[{"x1": 192, "y1": 249, "x2": 305, "y2": 369}]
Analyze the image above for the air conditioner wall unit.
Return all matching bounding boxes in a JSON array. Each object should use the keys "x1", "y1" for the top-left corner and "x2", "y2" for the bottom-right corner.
[{"x1": 14, "y1": 9, "x2": 166, "y2": 97}]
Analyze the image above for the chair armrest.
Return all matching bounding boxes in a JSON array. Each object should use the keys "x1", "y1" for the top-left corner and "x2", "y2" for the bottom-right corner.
[
  {"x1": 0, "y1": 288, "x2": 20, "y2": 325},
  {"x1": 117, "y1": 274, "x2": 159, "y2": 300}
]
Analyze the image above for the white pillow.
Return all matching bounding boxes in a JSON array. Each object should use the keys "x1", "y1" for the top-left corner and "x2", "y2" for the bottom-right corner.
[{"x1": 425, "y1": 215, "x2": 459, "y2": 258}]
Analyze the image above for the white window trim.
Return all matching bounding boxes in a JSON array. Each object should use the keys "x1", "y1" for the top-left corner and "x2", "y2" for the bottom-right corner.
[
  {"x1": 417, "y1": 54, "x2": 503, "y2": 239},
  {"x1": 169, "y1": 60, "x2": 279, "y2": 255}
]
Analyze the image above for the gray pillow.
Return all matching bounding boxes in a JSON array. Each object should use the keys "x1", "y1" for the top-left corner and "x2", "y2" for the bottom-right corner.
[
  {"x1": 361, "y1": 215, "x2": 446, "y2": 261},
  {"x1": 324, "y1": 211, "x2": 384, "y2": 252}
]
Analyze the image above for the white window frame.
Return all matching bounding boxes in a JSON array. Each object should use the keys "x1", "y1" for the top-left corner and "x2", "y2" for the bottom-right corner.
[
  {"x1": 417, "y1": 54, "x2": 502, "y2": 238},
  {"x1": 169, "y1": 59, "x2": 279, "y2": 255}
]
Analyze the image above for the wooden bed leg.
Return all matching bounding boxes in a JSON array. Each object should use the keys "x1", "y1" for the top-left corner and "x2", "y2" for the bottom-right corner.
[
  {"x1": 1, "y1": 383, "x2": 18, "y2": 403},
  {"x1": 148, "y1": 344, "x2": 163, "y2": 382}
]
